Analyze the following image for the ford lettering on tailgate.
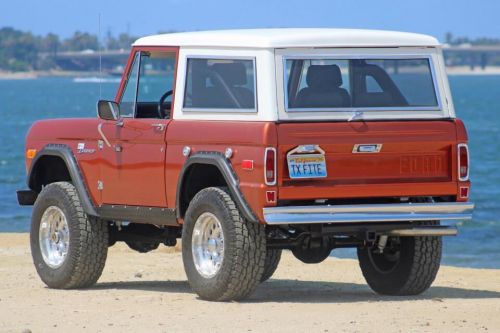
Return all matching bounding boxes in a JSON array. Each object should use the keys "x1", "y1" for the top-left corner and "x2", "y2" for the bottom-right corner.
[
  {"x1": 400, "y1": 155, "x2": 445, "y2": 176},
  {"x1": 287, "y1": 154, "x2": 327, "y2": 179}
]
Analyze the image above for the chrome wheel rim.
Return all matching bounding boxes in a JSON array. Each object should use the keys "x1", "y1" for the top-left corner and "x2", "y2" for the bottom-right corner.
[
  {"x1": 39, "y1": 206, "x2": 70, "y2": 268},
  {"x1": 192, "y1": 212, "x2": 225, "y2": 278}
]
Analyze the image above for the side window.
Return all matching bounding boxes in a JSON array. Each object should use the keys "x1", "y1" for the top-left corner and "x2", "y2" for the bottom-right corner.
[
  {"x1": 183, "y1": 58, "x2": 256, "y2": 111},
  {"x1": 136, "y1": 51, "x2": 176, "y2": 119},
  {"x1": 120, "y1": 52, "x2": 140, "y2": 117}
]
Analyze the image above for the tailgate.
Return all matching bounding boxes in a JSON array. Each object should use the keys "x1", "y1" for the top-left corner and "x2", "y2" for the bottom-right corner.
[{"x1": 277, "y1": 121, "x2": 456, "y2": 199}]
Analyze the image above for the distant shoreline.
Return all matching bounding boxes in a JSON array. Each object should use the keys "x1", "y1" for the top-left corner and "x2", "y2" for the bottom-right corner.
[
  {"x1": 2, "y1": 66, "x2": 500, "y2": 80},
  {"x1": 446, "y1": 66, "x2": 500, "y2": 76},
  {"x1": 0, "y1": 70, "x2": 110, "y2": 80}
]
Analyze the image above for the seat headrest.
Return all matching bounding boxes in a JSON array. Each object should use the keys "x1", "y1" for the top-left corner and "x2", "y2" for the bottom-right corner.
[
  {"x1": 306, "y1": 65, "x2": 343, "y2": 89},
  {"x1": 211, "y1": 62, "x2": 247, "y2": 86}
]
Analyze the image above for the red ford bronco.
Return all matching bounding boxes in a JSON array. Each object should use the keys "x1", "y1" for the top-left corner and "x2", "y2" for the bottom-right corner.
[{"x1": 18, "y1": 29, "x2": 474, "y2": 301}]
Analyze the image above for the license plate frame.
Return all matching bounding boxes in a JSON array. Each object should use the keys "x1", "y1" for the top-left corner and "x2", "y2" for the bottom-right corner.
[{"x1": 287, "y1": 153, "x2": 328, "y2": 179}]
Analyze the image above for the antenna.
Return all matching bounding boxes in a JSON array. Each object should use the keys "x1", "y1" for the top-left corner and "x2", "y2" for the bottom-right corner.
[{"x1": 98, "y1": 13, "x2": 102, "y2": 99}]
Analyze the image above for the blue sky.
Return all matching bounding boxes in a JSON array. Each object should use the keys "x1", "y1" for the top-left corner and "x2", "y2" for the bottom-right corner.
[{"x1": 1, "y1": 0, "x2": 498, "y2": 40}]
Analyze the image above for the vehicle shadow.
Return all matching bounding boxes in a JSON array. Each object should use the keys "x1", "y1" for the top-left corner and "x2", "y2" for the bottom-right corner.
[
  {"x1": 90, "y1": 279, "x2": 500, "y2": 303},
  {"x1": 91, "y1": 280, "x2": 191, "y2": 294},
  {"x1": 251, "y1": 279, "x2": 500, "y2": 303}
]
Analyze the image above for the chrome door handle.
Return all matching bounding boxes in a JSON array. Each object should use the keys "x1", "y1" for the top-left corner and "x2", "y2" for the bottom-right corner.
[{"x1": 151, "y1": 123, "x2": 166, "y2": 131}]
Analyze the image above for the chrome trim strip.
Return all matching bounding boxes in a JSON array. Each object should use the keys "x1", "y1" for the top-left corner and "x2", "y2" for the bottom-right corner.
[{"x1": 263, "y1": 202, "x2": 474, "y2": 225}]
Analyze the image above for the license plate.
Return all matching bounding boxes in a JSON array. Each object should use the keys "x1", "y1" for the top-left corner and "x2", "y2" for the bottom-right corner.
[{"x1": 287, "y1": 154, "x2": 327, "y2": 179}]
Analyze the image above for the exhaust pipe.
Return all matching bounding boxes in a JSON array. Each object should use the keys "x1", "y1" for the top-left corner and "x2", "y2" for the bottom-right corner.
[{"x1": 383, "y1": 226, "x2": 458, "y2": 237}]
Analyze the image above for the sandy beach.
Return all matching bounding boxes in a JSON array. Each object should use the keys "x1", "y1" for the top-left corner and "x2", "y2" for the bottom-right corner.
[{"x1": 0, "y1": 233, "x2": 499, "y2": 333}]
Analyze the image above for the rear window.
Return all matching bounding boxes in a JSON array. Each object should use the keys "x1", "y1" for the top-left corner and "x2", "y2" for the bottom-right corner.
[
  {"x1": 285, "y1": 58, "x2": 439, "y2": 111},
  {"x1": 184, "y1": 58, "x2": 256, "y2": 111}
]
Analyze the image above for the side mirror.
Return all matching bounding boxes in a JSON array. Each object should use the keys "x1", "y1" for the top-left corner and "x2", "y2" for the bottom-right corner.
[{"x1": 97, "y1": 100, "x2": 120, "y2": 121}]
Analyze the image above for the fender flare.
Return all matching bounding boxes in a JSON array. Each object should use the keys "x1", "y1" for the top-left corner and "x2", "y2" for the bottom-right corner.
[
  {"x1": 28, "y1": 144, "x2": 99, "y2": 217},
  {"x1": 176, "y1": 152, "x2": 259, "y2": 223}
]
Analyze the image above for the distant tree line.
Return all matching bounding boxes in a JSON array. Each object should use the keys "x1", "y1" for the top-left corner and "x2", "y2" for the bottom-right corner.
[
  {"x1": 445, "y1": 32, "x2": 500, "y2": 46},
  {"x1": 2, "y1": 27, "x2": 500, "y2": 72},
  {"x1": 0, "y1": 27, "x2": 137, "y2": 71}
]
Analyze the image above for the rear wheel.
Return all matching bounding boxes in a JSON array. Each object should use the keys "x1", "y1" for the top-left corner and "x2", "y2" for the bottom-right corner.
[
  {"x1": 30, "y1": 182, "x2": 108, "y2": 289},
  {"x1": 182, "y1": 187, "x2": 266, "y2": 301},
  {"x1": 357, "y1": 223, "x2": 442, "y2": 296},
  {"x1": 261, "y1": 249, "x2": 281, "y2": 282}
]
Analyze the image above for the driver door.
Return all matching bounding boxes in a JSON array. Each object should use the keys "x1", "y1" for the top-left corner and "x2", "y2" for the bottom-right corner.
[{"x1": 98, "y1": 47, "x2": 178, "y2": 207}]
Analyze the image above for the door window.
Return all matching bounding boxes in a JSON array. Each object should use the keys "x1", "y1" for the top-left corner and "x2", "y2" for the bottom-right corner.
[
  {"x1": 119, "y1": 50, "x2": 177, "y2": 119},
  {"x1": 136, "y1": 51, "x2": 177, "y2": 119},
  {"x1": 120, "y1": 52, "x2": 140, "y2": 117}
]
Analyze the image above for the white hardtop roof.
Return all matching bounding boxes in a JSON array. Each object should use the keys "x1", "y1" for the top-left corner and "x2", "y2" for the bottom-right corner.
[{"x1": 133, "y1": 28, "x2": 440, "y2": 49}]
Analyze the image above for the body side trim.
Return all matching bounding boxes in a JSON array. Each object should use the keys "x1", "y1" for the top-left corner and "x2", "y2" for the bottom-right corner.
[{"x1": 96, "y1": 205, "x2": 177, "y2": 225}]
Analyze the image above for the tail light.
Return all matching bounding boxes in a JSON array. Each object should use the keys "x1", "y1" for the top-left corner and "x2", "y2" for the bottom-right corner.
[
  {"x1": 264, "y1": 147, "x2": 277, "y2": 185},
  {"x1": 458, "y1": 144, "x2": 469, "y2": 181}
]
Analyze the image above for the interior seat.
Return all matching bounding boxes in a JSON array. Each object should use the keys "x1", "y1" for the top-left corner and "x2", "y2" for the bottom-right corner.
[
  {"x1": 209, "y1": 63, "x2": 254, "y2": 108},
  {"x1": 295, "y1": 65, "x2": 351, "y2": 108}
]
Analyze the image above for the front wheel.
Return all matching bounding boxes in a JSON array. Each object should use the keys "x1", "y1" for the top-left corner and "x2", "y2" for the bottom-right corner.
[
  {"x1": 357, "y1": 228, "x2": 442, "y2": 296},
  {"x1": 182, "y1": 187, "x2": 266, "y2": 301},
  {"x1": 30, "y1": 182, "x2": 108, "y2": 289}
]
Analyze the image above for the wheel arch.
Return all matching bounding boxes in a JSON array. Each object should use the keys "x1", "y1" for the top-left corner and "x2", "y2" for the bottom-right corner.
[
  {"x1": 176, "y1": 152, "x2": 258, "y2": 223},
  {"x1": 27, "y1": 144, "x2": 98, "y2": 216}
]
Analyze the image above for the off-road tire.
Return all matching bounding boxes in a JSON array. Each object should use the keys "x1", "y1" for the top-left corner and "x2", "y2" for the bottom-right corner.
[
  {"x1": 261, "y1": 249, "x2": 282, "y2": 282},
  {"x1": 357, "y1": 222, "x2": 442, "y2": 296},
  {"x1": 182, "y1": 187, "x2": 266, "y2": 301},
  {"x1": 30, "y1": 182, "x2": 108, "y2": 289}
]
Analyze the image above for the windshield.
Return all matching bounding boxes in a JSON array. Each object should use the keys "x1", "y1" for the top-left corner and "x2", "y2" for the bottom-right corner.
[{"x1": 284, "y1": 58, "x2": 439, "y2": 111}]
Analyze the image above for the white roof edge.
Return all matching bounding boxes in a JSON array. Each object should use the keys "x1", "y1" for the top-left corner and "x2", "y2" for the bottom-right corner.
[{"x1": 133, "y1": 28, "x2": 440, "y2": 49}]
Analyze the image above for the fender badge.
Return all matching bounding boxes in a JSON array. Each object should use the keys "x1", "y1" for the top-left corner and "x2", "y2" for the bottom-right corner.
[{"x1": 77, "y1": 142, "x2": 96, "y2": 154}]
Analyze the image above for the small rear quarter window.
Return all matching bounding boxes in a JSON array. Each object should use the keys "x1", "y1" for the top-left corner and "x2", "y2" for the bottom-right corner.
[{"x1": 183, "y1": 58, "x2": 256, "y2": 111}]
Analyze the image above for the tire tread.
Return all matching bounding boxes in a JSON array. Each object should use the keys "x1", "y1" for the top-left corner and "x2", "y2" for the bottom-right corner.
[{"x1": 261, "y1": 249, "x2": 281, "y2": 282}]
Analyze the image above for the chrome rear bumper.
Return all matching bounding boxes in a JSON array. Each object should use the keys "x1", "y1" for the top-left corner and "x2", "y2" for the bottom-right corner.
[{"x1": 263, "y1": 202, "x2": 474, "y2": 225}]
